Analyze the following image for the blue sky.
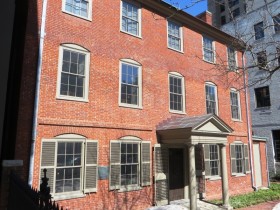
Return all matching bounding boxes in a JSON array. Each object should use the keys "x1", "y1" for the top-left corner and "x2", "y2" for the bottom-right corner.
[{"x1": 164, "y1": 0, "x2": 207, "y2": 16}]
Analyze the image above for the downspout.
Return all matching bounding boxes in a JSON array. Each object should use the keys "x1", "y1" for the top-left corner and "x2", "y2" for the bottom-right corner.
[
  {"x1": 28, "y1": 0, "x2": 48, "y2": 186},
  {"x1": 242, "y1": 51, "x2": 256, "y2": 191},
  {"x1": 265, "y1": 142, "x2": 270, "y2": 188}
]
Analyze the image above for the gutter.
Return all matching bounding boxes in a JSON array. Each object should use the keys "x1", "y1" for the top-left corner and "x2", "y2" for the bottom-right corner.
[
  {"x1": 242, "y1": 52, "x2": 256, "y2": 191},
  {"x1": 28, "y1": 0, "x2": 48, "y2": 186}
]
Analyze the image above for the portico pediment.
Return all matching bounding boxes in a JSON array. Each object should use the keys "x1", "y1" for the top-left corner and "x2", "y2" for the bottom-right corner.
[{"x1": 156, "y1": 114, "x2": 233, "y2": 144}]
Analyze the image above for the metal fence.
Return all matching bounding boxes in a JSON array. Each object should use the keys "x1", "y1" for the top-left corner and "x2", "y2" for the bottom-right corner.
[{"x1": 8, "y1": 169, "x2": 65, "y2": 210}]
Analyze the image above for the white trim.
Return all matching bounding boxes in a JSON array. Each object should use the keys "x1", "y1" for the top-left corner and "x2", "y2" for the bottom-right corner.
[
  {"x1": 62, "y1": 0, "x2": 92, "y2": 21},
  {"x1": 120, "y1": 0, "x2": 142, "y2": 38},
  {"x1": 56, "y1": 44, "x2": 90, "y2": 102},
  {"x1": 168, "y1": 72, "x2": 186, "y2": 114},
  {"x1": 118, "y1": 59, "x2": 143, "y2": 109},
  {"x1": 167, "y1": 19, "x2": 184, "y2": 53},
  {"x1": 227, "y1": 46, "x2": 238, "y2": 71},
  {"x1": 205, "y1": 82, "x2": 219, "y2": 115}
]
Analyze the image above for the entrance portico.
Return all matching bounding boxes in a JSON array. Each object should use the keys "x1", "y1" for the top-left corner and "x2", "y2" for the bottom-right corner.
[{"x1": 155, "y1": 114, "x2": 233, "y2": 210}]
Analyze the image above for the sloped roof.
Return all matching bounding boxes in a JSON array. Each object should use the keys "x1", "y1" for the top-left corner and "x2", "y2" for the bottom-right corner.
[{"x1": 156, "y1": 113, "x2": 233, "y2": 133}]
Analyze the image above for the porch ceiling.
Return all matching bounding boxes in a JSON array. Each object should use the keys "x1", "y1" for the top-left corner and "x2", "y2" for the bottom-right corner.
[{"x1": 156, "y1": 114, "x2": 233, "y2": 144}]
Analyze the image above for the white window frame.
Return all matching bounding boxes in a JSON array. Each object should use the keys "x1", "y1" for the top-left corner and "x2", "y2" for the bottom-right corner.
[
  {"x1": 120, "y1": 0, "x2": 142, "y2": 38},
  {"x1": 40, "y1": 134, "x2": 98, "y2": 200},
  {"x1": 168, "y1": 72, "x2": 185, "y2": 114},
  {"x1": 205, "y1": 82, "x2": 218, "y2": 115},
  {"x1": 230, "y1": 88, "x2": 241, "y2": 121},
  {"x1": 62, "y1": 0, "x2": 92, "y2": 21},
  {"x1": 203, "y1": 36, "x2": 215, "y2": 63},
  {"x1": 167, "y1": 20, "x2": 183, "y2": 52},
  {"x1": 227, "y1": 46, "x2": 238, "y2": 71},
  {"x1": 119, "y1": 59, "x2": 142, "y2": 109},
  {"x1": 230, "y1": 141, "x2": 250, "y2": 176},
  {"x1": 56, "y1": 44, "x2": 90, "y2": 102},
  {"x1": 209, "y1": 144, "x2": 220, "y2": 177}
]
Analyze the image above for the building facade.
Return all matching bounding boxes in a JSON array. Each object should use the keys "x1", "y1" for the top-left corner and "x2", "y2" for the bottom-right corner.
[
  {"x1": 208, "y1": 0, "x2": 280, "y2": 176},
  {"x1": 4, "y1": 0, "x2": 269, "y2": 209}
]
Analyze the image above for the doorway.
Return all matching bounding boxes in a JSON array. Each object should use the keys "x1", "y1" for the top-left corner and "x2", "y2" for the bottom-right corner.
[
  {"x1": 169, "y1": 148, "x2": 184, "y2": 201},
  {"x1": 253, "y1": 143, "x2": 262, "y2": 187}
]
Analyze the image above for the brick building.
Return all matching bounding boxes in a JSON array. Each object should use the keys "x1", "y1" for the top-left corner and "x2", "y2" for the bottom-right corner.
[{"x1": 4, "y1": 0, "x2": 269, "y2": 210}]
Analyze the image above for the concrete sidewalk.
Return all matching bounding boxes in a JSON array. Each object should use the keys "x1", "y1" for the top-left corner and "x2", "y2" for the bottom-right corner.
[{"x1": 147, "y1": 199, "x2": 223, "y2": 210}]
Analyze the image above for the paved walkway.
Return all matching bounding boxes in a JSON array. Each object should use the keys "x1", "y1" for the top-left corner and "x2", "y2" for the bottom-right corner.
[
  {"x1": 147, "y1": 199, "x2": 223, "y2": 210},
  {"x1": 237, "y1": 200, "x2": 280, "y2": 210}
]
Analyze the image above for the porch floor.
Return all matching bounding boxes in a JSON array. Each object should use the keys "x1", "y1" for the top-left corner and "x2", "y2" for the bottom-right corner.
[{"x1": 147, "y1": 199, "x2": 224, "y2": 210}]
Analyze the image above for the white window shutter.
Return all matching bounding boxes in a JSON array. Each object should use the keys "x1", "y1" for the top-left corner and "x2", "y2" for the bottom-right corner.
[
  {"x1": 40, "y1": 140, "x2": 56, "y2": 194},
  {"x1": 110, "y1": 141, "x2": 121, "y2": 190},
  {"x1": 141, "y1": 141, "x2": 151, "y2": 186},
  {"x1": 84, "y1": 140, "x2": 98, "y2": 193},
  {"x1": 230, "y1": 144, "x2": 237, "y2": 175},
  {"x1": 154, "y1": 144, "x2": 169, "y2": 206},
  {"x1": 244, "y1": 144, "x2": 250, "y2": 173},
  {"x1": 204, "y1": 144, "x2": 211, "y2": 176}
]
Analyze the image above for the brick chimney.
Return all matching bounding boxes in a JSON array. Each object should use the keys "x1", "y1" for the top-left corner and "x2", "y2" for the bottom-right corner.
[{"x1": 196, "y1": 10, "x2": 213, "y2": 25}]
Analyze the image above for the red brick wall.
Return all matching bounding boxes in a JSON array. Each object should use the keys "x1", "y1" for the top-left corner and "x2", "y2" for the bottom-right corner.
[{"x1": 16, "y1": 0, "x2": 257, "y2": 209}]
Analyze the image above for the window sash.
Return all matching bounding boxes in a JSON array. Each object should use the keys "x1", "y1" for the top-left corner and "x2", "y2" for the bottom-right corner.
[
  {"x1": 168, "y1": 21, "x2": 181, "y2": 51},
  {"x1": 205, "y1": 85, "x2": 217, "y2": 114},
  {"x1": 235, "y1": 145, "x2": 244, "y2": 173},
  {"x1": 228, "y1": 47, "x2": 236, "y2": 70},
  {"x1": 65, "y1": 0, "x2": 89, "y2": 18},
  {"x1": 255, "y1": 86, "x2": 271, "y2": 107},
  {"x1": 169, "y1": 75, "x2": 183, "y2": 111},
  {"x1": 209, "y1": 145, "x2": 219, "y2": 176},
  {"x1": 230, "y1": 91, "x2": 240, "y2": 120},
  {"x1": 273, "y1": 14, "x2": 280, "y2": 33},
  {"x1": 254, "y1": 22, "x2": 264, "y2": 40},
  {"x1": 122, "y1": 1, "x2": 139, "y2": 35},
  {"x1": 121, "y1": 63, "x2": 139, "y2": 105},
  {"x1": 203, "y1": 38, "x2": 214, "y2": 62}
]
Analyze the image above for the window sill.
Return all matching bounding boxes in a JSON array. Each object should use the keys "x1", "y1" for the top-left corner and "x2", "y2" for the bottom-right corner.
[
  {"x1": 167, "y1": 47, "x2": 184, "y2": 54},
  {"x1": 232, "y1": 118, "x2": 242, "y2": 122},
  {"x1": 53, "y1": 192, "x2": 86, "y2": 201},
  {"x1": 118, "y1": 186, "x2": 142, "y2": 192},
  {"x1": 62, "y1": 10, "x2": 92, "y2": 22},
  {"x1": 203, "y1": 59, "x2": 216, "y2": 64},
  {"x1": 119, "y1": 103, "x2": 143, "y2": 110},
  {"x1": 120, "y1": 30, "x2": 142, "y2": 39},
  {"x1": 169, "y1": 110, "x2": 186, "y2": 115},
  {"x1": 206, "y1": 176, "x2": 221, "y2": 181},
  {"x1": 56, "y1": 96, "x2": 89, "y2": 103},
  {"x1": 232, "y1": 173, "x2": 246, "y2": 177}
]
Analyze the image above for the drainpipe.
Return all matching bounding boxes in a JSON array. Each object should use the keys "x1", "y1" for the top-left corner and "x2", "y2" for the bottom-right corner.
[
  {"x1": 28, "y1": 0, "x2": 48, "y2": 186},
  {"x1": 265, "y1": 142, "x2": 270, "y2": 188},
  {"x1": 242, "y1": 52, "x2": 256, "y2": 191}
]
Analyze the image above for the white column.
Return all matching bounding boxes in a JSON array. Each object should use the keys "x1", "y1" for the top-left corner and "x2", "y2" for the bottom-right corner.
[
  {"x1": 220, "y1": 144, "x2": 232, "y2": 209},
  {"x1": 188, "y1": 144, "x2": 197, "y2": 210}
]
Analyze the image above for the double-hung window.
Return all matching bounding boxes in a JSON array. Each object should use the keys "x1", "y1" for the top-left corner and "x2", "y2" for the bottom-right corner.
[
  {"x1": 205, "y1": 83, "x2": 218, "y2": 115},
  {"x1": 203, "y1": 37, "x2": 215, "y2": 63},
  {"x1": 63, "y1": 0, "x2": 91, "y2": 20},
  {"x1": 110, "y1": 137, "x2": 151, "y2": 191},
  {"x1": 227, "y1": 47, "x2": 237, "y2": 70},
  {"x1": 230, "y1": 89, "x2": 241, "y2": 120},
  {"x1": 169, "y1": 72, "x2": 185, "y2": 113},
  {"x1": 57, "y1": 44, "x2": 90, "y2": 102},
  {"x1": 273, "y1": 14, "x2": 280, "y2": 33},
  {"x1": 230, "y1": 142, "x2": 250, "y2": 175},
  {"x1": 119, "y1": 59, "x2": 142, "y2": 108},
  {"x1": 121, "y1": 1, "x2": 141, "y2": 37},
  {"x1": 254, "y1": 22, "x2": 264, "y2": 40},
  {"x1": 255, "y1": 86, "x2": 271, "y2": 108},
  {"x1": 204, "y1": 144, "x2": 220, "y2": 178},
  {"x1": 40, "y1": 135, "x2": 98, "y2": 199},
  {"x1": 168, "y1": 20, "x2": 183, "y2": 52},
  {"x1": 257, "y1": 51, "x2": 267, "y2": 70}
]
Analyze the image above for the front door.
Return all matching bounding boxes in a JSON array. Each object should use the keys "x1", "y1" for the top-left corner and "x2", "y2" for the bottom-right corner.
[
  {"x1": 169, "y1": 148, "x2": 184, "y2": 201},
  {"x1": 253, "y1": 143, "x2": 262, "y2": 187}
]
